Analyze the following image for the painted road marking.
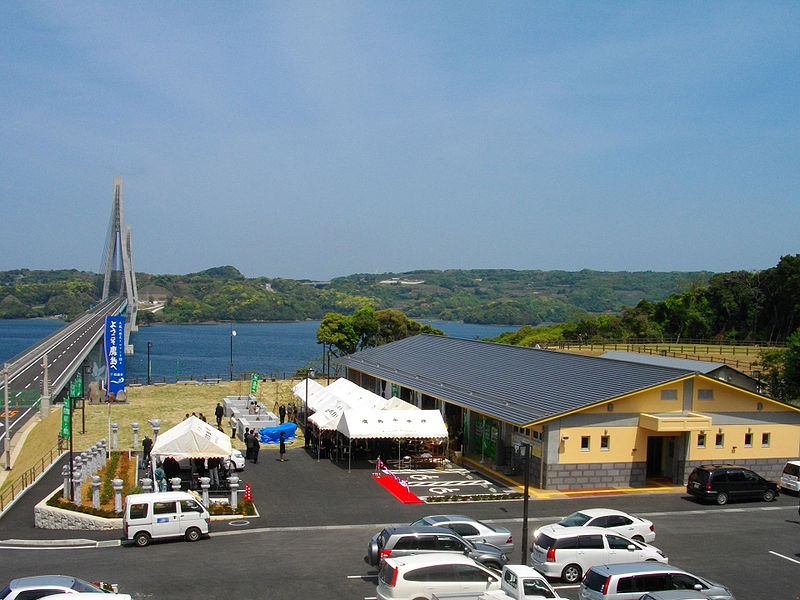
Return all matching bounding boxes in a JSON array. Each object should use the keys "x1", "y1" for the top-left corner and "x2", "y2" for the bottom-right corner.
[{"x1": 769, "y1": 550, "x2": 800, "y2": 565}]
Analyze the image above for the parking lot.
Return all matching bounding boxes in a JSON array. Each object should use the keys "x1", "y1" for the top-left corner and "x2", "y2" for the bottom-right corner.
[{"x1": 1, "y1": 448, "x2": 799, "y2": 599}]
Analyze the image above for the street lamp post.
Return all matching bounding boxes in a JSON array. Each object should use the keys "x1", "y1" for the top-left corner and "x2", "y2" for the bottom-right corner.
[
  {"x1": 3, "y1": 363, "x2": 10, "y2": 470},
  {"x1": 304, "y1": 368, "x2": 315, "y2": 448},
  {"x1": 229, "y1": 328, "x2": 237, "y2": 381},
  {"x1": 519, "y1": 442, "x2": 531, "y2": 564},
  {"x1": 147, "y1": 342, "x2": 152, "y2": 386}
]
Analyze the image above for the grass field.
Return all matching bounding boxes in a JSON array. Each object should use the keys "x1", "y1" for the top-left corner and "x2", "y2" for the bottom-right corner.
[{"x1": 0, "y1": 377, "x2": 309, "y2": 495}]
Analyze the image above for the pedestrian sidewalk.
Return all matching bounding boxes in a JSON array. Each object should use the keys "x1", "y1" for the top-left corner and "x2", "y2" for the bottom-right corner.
[{"x1": 460, "y1": 455, "x2": 685, "y2": 499}]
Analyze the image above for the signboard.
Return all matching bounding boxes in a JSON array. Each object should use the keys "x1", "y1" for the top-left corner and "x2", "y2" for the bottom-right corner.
[
  {"x1": 61, "y1": 398, "x2": 71, "y2": 437},
  {"x1": 391, "y1": 383, "x2": 399, "y2": 397},
  {"x1": 104, "y1": 316, "x2": 125, "y2": 398},
  {"x1": 69, "y1": 372, "x2": 82, "y2": 399},
  {"x1": 250, "y1": 372, "x2": 259, "y2": 394}
]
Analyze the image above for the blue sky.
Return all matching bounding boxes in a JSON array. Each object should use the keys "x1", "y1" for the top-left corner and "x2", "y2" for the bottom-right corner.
[{"x1": 1, "y1": 2, "x2": 798, "y2": 280}]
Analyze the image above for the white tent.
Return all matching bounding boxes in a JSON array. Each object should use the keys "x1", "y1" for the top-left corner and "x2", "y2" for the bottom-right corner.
[
  {"x1": 382, "y1": 397, "x2": 420, "y2": 411},
  {"x1": 150, "y1": 416, "x2": 232, "y2": 459},
  {"x1": 337, "y1": 409, "x2": 447, "y2": 440},
  {"x1": 292, "y1": 377, "x2": 325, "y2": 404}
]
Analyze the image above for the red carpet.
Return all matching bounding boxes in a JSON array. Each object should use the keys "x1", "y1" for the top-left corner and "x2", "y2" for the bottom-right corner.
[{"x1": 373, "y1": 474, "x2": 424, "y2": 504}]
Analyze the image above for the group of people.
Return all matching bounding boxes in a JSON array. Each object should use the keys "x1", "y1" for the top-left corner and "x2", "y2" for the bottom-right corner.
[
  {"x1": 276, "y1": 402, "x2": 296, "y2": 424},
  {"x1": 244, "y1": 428, "x2": 260, "y2": 463}
]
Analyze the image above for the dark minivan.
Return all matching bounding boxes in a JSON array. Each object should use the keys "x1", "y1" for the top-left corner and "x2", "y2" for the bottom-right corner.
[{"x1": 686, "y1": 464, "x2": 779, "y2": 505}]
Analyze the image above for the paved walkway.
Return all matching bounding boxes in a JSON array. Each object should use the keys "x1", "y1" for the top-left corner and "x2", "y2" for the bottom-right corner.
[{"x1": 460, "y1": 455, "x2": 686, "y2": 499}]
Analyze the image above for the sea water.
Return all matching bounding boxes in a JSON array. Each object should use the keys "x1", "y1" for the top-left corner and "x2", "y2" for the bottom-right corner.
[{"x1": 0, "y1": 319, "x2": 516, "y2": 381}]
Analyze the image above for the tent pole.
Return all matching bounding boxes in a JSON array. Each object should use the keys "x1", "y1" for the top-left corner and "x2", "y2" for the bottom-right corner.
[{"x1": 348, "y1": 438, "x2": 352, "y2": 473}]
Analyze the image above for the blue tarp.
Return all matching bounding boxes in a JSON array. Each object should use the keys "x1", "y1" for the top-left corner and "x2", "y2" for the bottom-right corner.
[{"x1": 258, "y1": 422, "x2": 297, "y2": 444}]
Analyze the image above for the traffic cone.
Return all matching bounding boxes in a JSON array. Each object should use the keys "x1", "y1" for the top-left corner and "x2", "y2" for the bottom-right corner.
[{"x1": 244, "y1": 482, "x2": 252, "y2": 502}]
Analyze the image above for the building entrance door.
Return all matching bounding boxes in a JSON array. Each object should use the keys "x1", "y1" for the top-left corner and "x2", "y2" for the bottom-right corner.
[{"x1": 646, "y1": 435, "x2": 678, "y2": 481}]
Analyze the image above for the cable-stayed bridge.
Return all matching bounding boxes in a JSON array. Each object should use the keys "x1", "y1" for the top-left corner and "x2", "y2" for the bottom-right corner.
[{"x1": 1, "y1": 177, "x2": 138, "y2": 464}]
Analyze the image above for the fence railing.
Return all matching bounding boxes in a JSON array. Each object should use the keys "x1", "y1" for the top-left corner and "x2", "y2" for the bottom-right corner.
[
  {"x1": 126, "y1": 368, "x2": 342, "y2": 387},
  {"x1": 0, "y1": 440, "x2": 65, "y2": 513}
]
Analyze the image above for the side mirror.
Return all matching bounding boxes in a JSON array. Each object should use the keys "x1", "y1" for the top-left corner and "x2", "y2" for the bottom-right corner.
[{"x1": 627, "y1": 544, "x2": 636, "y2": 551}]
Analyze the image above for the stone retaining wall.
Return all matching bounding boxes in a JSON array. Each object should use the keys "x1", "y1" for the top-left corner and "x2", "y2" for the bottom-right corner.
[
  {"x1": 544, "y1": 461, "x2": 647, "y2": 489},
  {"x1": 34, "y1": 489, "x2": 121, "y2": 531}
]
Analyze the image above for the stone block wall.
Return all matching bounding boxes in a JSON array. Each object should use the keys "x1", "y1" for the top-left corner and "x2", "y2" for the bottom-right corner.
[
  {"x1": 544, "y1": 461, "x2": 647, "y2": 490},
  {"x1": 34, "y1": 493, "x2": 121, "y2": 531}
]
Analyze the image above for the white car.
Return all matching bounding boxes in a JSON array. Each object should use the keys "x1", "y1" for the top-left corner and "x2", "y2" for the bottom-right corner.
[
  {"x1": 410, "y1": 514, "x2": 514, "y2": 555},
  {"x1": 534, "y1": 508, "x2": 655, "y2": 543},
  {"x1": 224, "y1": 448, "x2": 245, "y2": 471},
  {"x1": 0, "y1": 576, "x2": 128, "y2": 599},
  {"x1": 376, "y1": 552, "x2": 501, "y2": 600},
  {"x1": 529, "y1": 526, "x2": 667, "y2": 583}
]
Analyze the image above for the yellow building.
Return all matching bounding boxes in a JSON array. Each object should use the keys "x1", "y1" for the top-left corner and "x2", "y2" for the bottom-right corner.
[{"x1": 337, "y1": 335, "x2": 800, "y2": 490}]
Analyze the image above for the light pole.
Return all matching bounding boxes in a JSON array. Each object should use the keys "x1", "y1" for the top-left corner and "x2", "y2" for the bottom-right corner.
[
  {"x1": 304, "y1": 368, "x2": 315, "y2": 448},
  {"x1": 3, "y1": 363, "x2": 10, "y2": 470},
  {"x1": 519, "y1": 442, "x2": 531, "y2": 564},
  {"x1": 147, "y1": 342, "x2": 152, "y2": 386},
  {"x1": 229, "y1": 328, "x2": 237, "y2": 381}
]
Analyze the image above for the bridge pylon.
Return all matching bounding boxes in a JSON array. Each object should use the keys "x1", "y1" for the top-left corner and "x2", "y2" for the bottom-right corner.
[{"x1": 101, "y1": 176, "x2": 138, "y2": 354}]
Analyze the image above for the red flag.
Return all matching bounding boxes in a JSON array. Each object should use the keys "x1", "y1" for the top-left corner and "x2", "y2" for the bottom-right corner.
[{"x1": 244, "y1": 482, "x2": 252, "y2": 502}]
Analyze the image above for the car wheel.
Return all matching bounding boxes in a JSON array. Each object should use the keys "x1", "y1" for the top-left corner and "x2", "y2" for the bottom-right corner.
[
  {"x1": 632, "y1": 535, "x2": 644, "y2": 542},
  {"x1": 133, "y1": 531, "x2": 150, "y2": 547},
  {"x1": 367, "y1": 539, "x2": 379, "y2": 565},
  {"x1": 763, "y1": 489, "x2": 777, "y2": 502},
  {"x1": 185, "y1": 527, "x2": 202, "y2": 542},
  {"x1": 562, "y1": 563, "x2": 582, "y2": 584},
  {"x1": 715, "y1": 491, "x2": 729, "y2": 505}
]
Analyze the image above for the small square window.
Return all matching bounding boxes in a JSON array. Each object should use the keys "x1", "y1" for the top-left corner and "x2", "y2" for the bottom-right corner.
[
  {"x1": 697, "y1": 433, "x2": 706, "y2": 448},
  {"x1": 661, "y1": 389, "x2": 677, "y2": 401},
  {"x1": 762, "y1": 432, "x2": 770, "y2": 447},
  {"x1": 715, "y1": 433, "x2": 724, "y2": 448},
  {"x1": 698, "y1": 389, "x2": 714, "y2": 400},
  {"x1": 580, "y1": 436, "x2": 590, "y2": 451},
  {"x1": 600, "y1": 435, "x2": 610, "y2": 451},
  {"x1": 744, "y1": 433, "x2": 753, "y2": 447}
]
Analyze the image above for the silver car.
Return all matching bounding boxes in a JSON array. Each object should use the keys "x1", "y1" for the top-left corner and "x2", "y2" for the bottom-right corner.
[
  {"x1": 410, "y1": 514, "x2": 514, "y2": 555},
  {"x1": 1, "y1": 575, "x2": 114, "y2": 599}
]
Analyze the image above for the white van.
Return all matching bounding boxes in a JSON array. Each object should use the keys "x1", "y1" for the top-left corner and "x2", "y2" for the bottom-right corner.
[
  {"x1": 779, "y1": 460, "x2": 800, "y2": 493},
  {"x1": 123, "y1": 491, "x2": 209, "y2": 547},
  {"x1": 529, "y1": 526, "x2": 667, "y2": 584}
]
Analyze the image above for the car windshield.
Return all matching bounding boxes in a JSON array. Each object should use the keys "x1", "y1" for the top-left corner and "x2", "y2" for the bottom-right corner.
[{"x1": 557, "y1": 511, "x2": 592, "y2": 527}]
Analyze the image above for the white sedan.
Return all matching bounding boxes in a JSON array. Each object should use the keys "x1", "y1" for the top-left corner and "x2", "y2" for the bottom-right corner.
[
  {"x1": 224, "y1": 448, "x2": 245, "y2": 471},
  {"x1": 533, "y1": 507, "x2": 655, "y2": 543}
]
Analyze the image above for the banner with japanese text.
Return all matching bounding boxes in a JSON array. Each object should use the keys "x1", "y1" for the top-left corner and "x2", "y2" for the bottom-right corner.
[
  {"x1": 250, "y1": 372, "x2": 259, "y2": 394},
  {"x1": 104, "y1": 315, "x2": 125, "y2": 398}
]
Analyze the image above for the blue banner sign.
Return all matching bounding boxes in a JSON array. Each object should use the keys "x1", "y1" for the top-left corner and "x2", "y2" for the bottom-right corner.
[{"x1": 104, "y1": 315, "x2": 125, "y2": 398}]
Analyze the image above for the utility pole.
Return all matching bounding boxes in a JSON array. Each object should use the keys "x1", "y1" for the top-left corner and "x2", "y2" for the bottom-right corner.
[
  {"x1": 40, "y1": 354, "x2": 50, "y2": 419},
  {"x1": 3, "y1": 364, "x2": 10, "y2": 470}
]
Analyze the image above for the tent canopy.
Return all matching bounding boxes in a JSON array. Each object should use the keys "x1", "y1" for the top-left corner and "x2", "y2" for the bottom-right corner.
[
  {"x1": 337, "y1": 409, "x2": 448, "y2": 440},
  {"x1": 150, "y1": 416, "x2": 232, "y2": 459},
  {"x1": 292, "y1": 377, "x2": 325, "y2": 405}
]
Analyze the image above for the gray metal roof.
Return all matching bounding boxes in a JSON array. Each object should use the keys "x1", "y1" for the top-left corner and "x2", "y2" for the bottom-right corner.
[
  {"x1": 336, "y1": 334, "x2": 695, "y2": 427},
  {"x1": 599, "y1": 350, "x2": 725, "y2": 373}
]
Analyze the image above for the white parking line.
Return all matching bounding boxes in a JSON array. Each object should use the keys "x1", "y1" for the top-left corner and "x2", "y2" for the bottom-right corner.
[{"x1": 769, "y1": 550, "x2": 800, "y2": 565}]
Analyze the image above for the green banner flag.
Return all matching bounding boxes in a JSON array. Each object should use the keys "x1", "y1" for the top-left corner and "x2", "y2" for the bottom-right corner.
[
  {"x1": 70, "y1": 372, "x2": 82, "y2": 398},
  {"x1": 61, "y1": 398, "x2": 71, "y2": 437},
  {"x1": 250, "y1": 372, "x2": 259, "y2": 394}
]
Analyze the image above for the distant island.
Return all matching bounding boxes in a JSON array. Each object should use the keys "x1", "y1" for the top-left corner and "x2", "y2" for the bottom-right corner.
[{"x1": 0, "y1": 265, "x2": 710, "y2": 325}]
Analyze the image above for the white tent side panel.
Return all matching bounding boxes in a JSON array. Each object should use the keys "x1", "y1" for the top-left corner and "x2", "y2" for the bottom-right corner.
[
  {"x1": 150, "y1": 416, "x2": 233, "y2": 459},
  {"x1": 337, "y1": 409, "x2": 447, "y2": 440}
]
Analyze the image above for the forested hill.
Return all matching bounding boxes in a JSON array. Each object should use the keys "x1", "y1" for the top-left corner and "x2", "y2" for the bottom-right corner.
[{"x1": 0, "y1": 266, "x2": 708, "y2": 325}]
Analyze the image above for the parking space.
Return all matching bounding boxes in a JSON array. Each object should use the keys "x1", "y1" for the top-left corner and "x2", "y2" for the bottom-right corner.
[{"x1": 391, "y1": 465, "x2": 519, "y2": 500}]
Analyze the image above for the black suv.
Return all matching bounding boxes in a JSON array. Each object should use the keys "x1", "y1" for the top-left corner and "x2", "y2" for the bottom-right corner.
[
  {"x1": 366, "y1": 526, "x2": 508, "y2": 570},
  {"x1": 686, "y1": 464, "x2": 779, "y2": 505}
]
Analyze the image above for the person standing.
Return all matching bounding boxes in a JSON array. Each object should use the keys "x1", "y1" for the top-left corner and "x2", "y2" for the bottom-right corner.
[
  {"x1": 230, "y1": 412, "x2": 238, "y2": 439},
  {"x1": 252, "y1": 431, "x2": 260, "y2": 464},
  {"x1": 154, "y1": 461, "x2": 167, "y2": 492},
  {"x1": 141, "y1": 434, "x2": 152, "y2": 469},
  {"x1": 279, "y1": 403, "x2": 286, "y2": 424},
  {"x1": 244, "y1": 428, "x2": 252, "y2": 461},
  {"x1": 208, "y1": 456, "x2": 221, "y2": 488},
  {"x1": 215, "y1": 402, "x2": 224, "y2": 427},
  {"x1": 279, "y1": 432, "x2": 286, "y2": 462}
]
